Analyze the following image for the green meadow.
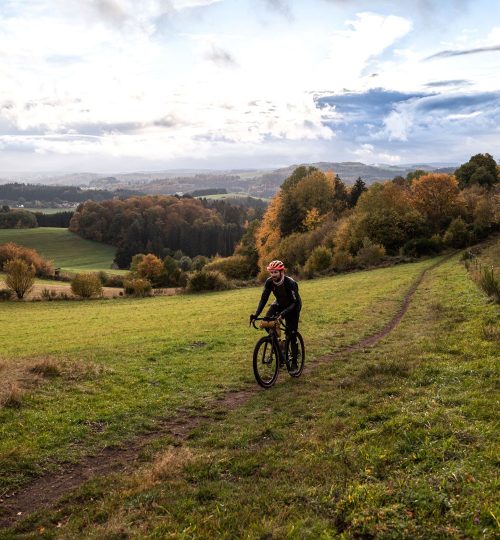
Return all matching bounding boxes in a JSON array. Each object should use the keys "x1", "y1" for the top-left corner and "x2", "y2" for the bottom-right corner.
[
  {"x1": 0, "y1": 228, "x2": 122, "y2": 274},
  {"x1": 0, "y1": 241, "x2": 498, "y2": 538}
]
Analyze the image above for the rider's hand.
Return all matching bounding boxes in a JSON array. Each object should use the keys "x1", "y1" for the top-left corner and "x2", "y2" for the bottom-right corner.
[{"x1": 249, "y1": 314, "x2": 256, "y2": 324}]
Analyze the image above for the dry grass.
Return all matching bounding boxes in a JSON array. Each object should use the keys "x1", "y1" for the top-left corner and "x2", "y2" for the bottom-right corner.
[
  {"x1": 0, "y1": 356, "x2": 111, "y2": 408},
  {"x1": 145, "y1": 446, "x2": 194, "y2": 483},
  {"x1": 29, "y1": 358, "x2": 61, "y2": 378},
  {"x1": 1, "y1": 382, "x2": 23, "y2": 409}
]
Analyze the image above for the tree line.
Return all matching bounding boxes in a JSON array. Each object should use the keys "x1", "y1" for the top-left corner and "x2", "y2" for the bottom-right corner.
[
  {"x1": 250, "y1": 153, "x2": 499, "y2": 278},
  {"x1": 69, "y1": 195, "x2": 261, "y2": 268},
  {"x1": 0, "y1": 183, "x2": 139, "y2": 204}
]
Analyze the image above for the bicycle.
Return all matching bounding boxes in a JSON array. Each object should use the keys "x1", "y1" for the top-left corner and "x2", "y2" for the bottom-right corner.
[{"x1": 250, "y1": 316, "x2": 305, "y2": 388}]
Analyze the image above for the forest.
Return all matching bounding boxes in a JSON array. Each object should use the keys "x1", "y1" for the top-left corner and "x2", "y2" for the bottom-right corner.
[{"x1": 69, "y1": 195, "x2": 262, "y2": 268}]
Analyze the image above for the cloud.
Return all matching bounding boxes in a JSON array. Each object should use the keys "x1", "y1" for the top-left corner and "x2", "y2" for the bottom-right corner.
[
  {"x1": 425, "y1": 45, "x2": 500, "y2": 60},
  {"x1": 322, "y1": 12, "x2": 412, "y2": 90},
  {"x1": 425, "y1": 79, "x2": 471, "y2": 88},
  {"x1": 261, "y1": 0, "x2": 293, "y2": 21},
  {"x1": 204, "y1": 45, "x2": 238, "y2": 68}
]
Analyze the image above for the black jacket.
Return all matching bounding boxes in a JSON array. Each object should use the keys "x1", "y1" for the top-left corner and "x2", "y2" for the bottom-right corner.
[{"x1": 254, "y1": 276, "x2": 302, "y2": 317}]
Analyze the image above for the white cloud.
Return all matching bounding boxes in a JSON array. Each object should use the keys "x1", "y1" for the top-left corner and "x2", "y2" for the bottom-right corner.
[{"x1": 321, "y1": 12, "x2": 412, "y2": 90}]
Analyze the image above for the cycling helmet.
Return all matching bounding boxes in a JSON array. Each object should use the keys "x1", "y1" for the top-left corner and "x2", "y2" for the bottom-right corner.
[{"x1": 267, "y1": 260, "x2": 285, "y2": 271}]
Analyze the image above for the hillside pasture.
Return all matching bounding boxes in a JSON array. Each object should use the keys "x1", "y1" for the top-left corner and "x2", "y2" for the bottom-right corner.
[
  {"x1": 0, "y1": 244, "x2": 498, "y2": 537},
  {"x1": 0, "y1": 227, "x2": 125, "y2": 274}
]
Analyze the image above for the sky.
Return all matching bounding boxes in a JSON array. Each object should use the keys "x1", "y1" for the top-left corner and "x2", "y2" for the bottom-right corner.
[{"x1": 0, "y1": 0, "x2": 500, "y2": 173}]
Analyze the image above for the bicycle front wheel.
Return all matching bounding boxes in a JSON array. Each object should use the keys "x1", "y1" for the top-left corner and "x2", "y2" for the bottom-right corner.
[{"x1": 253, "y1": 336, "x2": 279, "y2": 388}]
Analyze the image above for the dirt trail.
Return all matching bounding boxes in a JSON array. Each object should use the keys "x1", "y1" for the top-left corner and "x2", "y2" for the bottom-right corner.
[{"x1": 0, "y1": 255, "x2": 452, "y2": 529}]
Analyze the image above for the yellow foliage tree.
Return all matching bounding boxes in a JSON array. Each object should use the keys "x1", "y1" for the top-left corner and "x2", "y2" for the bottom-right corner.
[{"x1": 255, "y1": 192, "x2": 283, "y2": 278}]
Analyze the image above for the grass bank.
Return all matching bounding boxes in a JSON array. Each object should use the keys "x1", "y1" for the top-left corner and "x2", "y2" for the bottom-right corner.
[{"x1": 0, "y1": 228, "x2": 121, "y2": 274}]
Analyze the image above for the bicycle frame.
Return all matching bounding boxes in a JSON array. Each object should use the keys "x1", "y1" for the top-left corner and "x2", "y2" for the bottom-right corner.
[{"x1": 251, "y1": 316, "x2": 291, "y2": 369}]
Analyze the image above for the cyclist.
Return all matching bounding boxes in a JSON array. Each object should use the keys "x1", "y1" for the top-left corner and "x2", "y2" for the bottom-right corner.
[{"x1": 250, "y1": 260, "x2": 302, "y2": 369}]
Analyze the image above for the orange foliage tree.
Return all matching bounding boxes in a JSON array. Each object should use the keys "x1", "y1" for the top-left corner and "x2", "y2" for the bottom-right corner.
[{"x1": 411, "y1": 173, "x2": 465, "y2": 232}]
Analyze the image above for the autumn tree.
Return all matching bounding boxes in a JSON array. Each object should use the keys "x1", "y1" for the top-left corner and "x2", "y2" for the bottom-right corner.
[
  {"x1": 5, "y1": 258, "x2": 35, "y2": 299},
  {"x1": 411, "y1": 173, "x2": 464, "y2": 232}
]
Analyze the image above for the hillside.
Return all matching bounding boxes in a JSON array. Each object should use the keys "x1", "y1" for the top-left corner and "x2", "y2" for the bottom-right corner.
[
  {"x1": 0, "y1": 242, "x2": 498, "y2": 537},
  {"x1": 0, "y1": 228, "x2": 118, "y2": 274}
]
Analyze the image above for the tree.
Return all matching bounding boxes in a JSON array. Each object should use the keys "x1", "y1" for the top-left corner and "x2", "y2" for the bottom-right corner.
[
  {"x1": 411, "y1": 173, "x2": 464, "y2": 232},
  {"x1": 4, "y1": 258, "x2": 35, "y2": 299},
  {"x1": 136, "y1": 254, "x2": 165, "y2": 286},
  {"x1": 406, "y1": 169, "x2": 427, "y2": 183},
  {"x1": 349, "y1": 177, "x2": 367, "y2": 207},
  {"x1": 455, "y1": 153, "x2": 499, "y2": 188}
]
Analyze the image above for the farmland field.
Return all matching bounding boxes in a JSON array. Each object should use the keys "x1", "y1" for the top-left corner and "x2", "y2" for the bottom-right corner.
[
  {"x1": 0, "y1": 227, "x2": 123, "y2": 274},
  {"x1": 0, "y1": 240, "x2": 498, "y2": 538}
]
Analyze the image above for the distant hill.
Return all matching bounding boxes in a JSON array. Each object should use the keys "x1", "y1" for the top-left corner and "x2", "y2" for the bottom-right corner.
[{"x1": 0, "y1": 161, "x2": 460, "y2": 199}]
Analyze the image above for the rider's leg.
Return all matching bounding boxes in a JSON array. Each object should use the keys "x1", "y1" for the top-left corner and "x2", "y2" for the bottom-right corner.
[{"x1": 284, "y1": 311, "x2": 300, "y2": 369}]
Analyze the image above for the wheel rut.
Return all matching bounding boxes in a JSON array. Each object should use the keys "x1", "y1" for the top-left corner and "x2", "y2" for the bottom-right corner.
[{"x1": 0, "y1": 255, "x2": 452, "y2": 529}]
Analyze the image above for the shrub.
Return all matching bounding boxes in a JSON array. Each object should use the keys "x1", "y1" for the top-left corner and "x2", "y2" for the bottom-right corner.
[
  {"x1": 178, "y1": 256, "x2": 192, "y2": 271},
  {"x1": 4, "y1": 258, "x2": 35, "y2": 299},
  {"x1": 71, "y1": 273, "x2": 103, "y2": 298},
  {"x1": 401, "y1": 237, "x2": 443, "y2": 257},
  {"x1": 162, "y1": 256, "x2": 187, "y2": 287},
  {"x1": 331, "y1": 250, "x2": 354, "y2": 271},
  {"x1": 355, "y1": 238, "x2": 386, "y2": 267},
  {"x1": 443, "y1": 217, "x2": 471, "y2": 248},
  {"x1": 0, "y1": 288, "x2": 14, "y2": 301},
  {"x1": 191, "y1": 255, "x2": 209, "y2": 271},
  {"x1": 187, "y1": 270, "x2": 231, "y2": 292},
  {"x1": 104, "y1": 274, "x2": 125, "y2": 288},
  {"x1": 124, "y1": 278, "x2": 152, "y2": 297},
  {"x1": 204, "y1": 255, "x2": 254, "y2": 280},
  {"x1": 41, "y1": 288, "x2": 52, "y2": 300},
  {"x1": 0, "y1": 242, "x2": 54, "y2": 277},
  {"x1": 303, "y1": 246, "x2": 333, "y2": 277}
]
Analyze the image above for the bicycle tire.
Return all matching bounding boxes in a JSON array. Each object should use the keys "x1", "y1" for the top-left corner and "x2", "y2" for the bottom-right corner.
[
  {"x1": 253, "y1": 336, "x2": 279, "y2": 388},
  {"x1": 287, "y1": 332, "x2": 305, "y2": 378}
]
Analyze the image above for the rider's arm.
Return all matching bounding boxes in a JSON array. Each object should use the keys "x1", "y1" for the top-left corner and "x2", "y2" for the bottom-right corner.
[{"x1": 254, "y1": 279, "x2": 272, "y2": 318}]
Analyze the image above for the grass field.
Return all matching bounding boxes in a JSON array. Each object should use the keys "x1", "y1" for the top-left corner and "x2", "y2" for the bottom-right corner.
[
  {"x1": 0, "y1": 227, "x2": 123, "y2": 274},
  {"x1": 22, "y1": 208, "x2": 77, "y2": 214},
  {"x1": 0, "y1": 242, "x2": 498, "y2": 537}
]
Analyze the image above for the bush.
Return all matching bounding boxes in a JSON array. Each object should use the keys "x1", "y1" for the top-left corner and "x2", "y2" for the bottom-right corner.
[
  {"x1": 401, "y1": 237, "x2": 443, "y2": 257},
  {"x1": 303, "y1": 246, "x2": 333, "y2": 277},
  {"x1": 355, "y1": 238, "x2": 386, "y2": 267},
  {"x1": 331, "y1": 250, "x2": 354, "y2": 271},
  {"x1": 124, "y1": 278, "x2": 152, "y2": 297},
  {"x1": 191, "y1": 255, "x2": 209, "y2": 271},
  {"x1": 71, "y1": 273, "x2": 103, "y2": 298},
  {"x1": 0, "y1": 242, "x2": 54, "y2": 277},
  {"x1": 443, "y1": 217, "x2": 471, "y2": 248},
  {"x1": 187, "y1": 270, "x2": 231, "y2": 292},
  {"x1": 204, "y1": 255, "x2": 254, "y2": 280},
  {"x1": 0, "y1": 288, "x2": 14, "y2": 301},
  {"x1": 4, "y1": 258, "x2": 35, "y2": 299},
  {"x1": 162, "y1": 256, "x2": 187, "y2": 287},
  {"x1": 103, "y1": 274, "x2": 125, "y2": 288}
]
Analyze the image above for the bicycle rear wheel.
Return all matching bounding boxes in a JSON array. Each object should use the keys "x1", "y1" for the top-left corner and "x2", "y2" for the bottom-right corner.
[
  {"x1": 287, "y1": 332, "x2": 305, "y2": 378},
  {"x1": 253, "y1": 336, "x2": 279, "y2": 388}
]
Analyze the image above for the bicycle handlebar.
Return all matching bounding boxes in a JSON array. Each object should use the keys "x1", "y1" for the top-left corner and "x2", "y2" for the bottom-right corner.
[{"x1": 250, "y1": 315, "x2": 286, "y2": 331}]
